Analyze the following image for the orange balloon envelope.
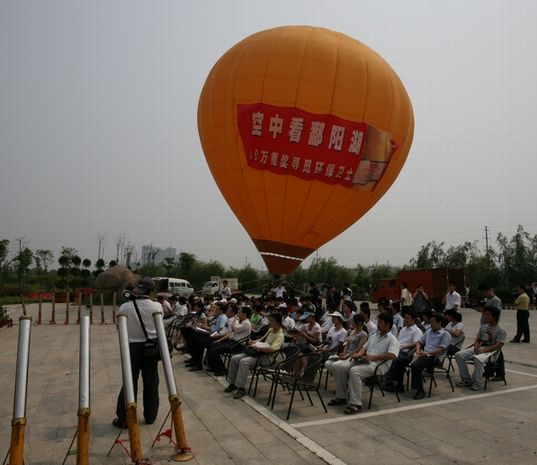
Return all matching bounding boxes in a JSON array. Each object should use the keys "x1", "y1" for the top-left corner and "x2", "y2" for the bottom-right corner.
[{"x1": 198, "y1": 26, "x2": 414, "y2": 274}]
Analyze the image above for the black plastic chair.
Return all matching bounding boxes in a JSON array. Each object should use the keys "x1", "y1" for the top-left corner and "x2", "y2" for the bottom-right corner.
[
  {"x1": 363, "y1": 360, "x2": 400, "y2": 409},
  {"x1": 248, "y1": 344, "x2": 301, "y2": 399},
  {"x1": 423, "y1": 354, "x2": 455, "y2": 397},
  {"x1": 316, "y1": 342, "x2": 345, "y2": 390},
  {"x1": 245, "y1": 347, "x2": 288, "y2": 395},
  {"x1": 269, "y1": 352, "x2": 327, "y2": 420},
  {"x1": 221, "y1": 336, "x2": 250, "y2": 374}
]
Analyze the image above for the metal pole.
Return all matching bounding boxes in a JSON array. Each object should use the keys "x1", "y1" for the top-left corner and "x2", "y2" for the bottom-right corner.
[
  {"x1": 152, "y1": 313, "x2": 194, "y2": 462},
  {"x1": 77, "y1": 292, "x2": 82, "y2": 324},
  {"x1": 50, "y1": 292, "x2": 56, "y2": 324},
  {"x1": 76, "y1": 316, "x2": 90, "y2": 465},
  {"x1": 100, "y1": 294, "x2": 105, "y2": 325},
  {"x1": 112, "y1": 292, "x2": 117, "y2": 325},
  {"x1": 117, "y1": 315, "x2": 143, "y2": 463},
  {"x1": 64, "y1": 292, "x2": 70, "y2": 324},
  {"x1": 89, "y1": 294, "x2": 93, "y2": 324},
  {"x1": 38, "y1": 294, "x2": 42, "y2": 325},
  {"x1": 9, "y1": 316, "x2": 32, "y2": 465}
]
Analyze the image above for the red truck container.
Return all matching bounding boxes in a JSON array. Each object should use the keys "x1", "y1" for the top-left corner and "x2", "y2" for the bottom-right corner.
[{"x1": 371, "y1": 268, "x2": 466, "y2": 309}]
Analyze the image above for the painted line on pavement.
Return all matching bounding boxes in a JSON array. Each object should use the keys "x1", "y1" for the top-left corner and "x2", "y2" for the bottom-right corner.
[
  {"x1": 212, "y1": 373, "x2": 347, "y2": 465},
  {"x1": 289, "y1": 383, "x2": 537, "y2": 429},
  {"x1": 506, "y1": 368, "x2": 537, "y2": 378}
]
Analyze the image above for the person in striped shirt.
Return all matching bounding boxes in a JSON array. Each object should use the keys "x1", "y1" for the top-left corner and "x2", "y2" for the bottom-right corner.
[{"x1": 455, "y1": 306, "x2": 506, "y2": 391}]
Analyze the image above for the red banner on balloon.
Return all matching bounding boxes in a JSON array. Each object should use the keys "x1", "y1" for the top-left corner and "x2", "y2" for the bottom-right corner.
[{"x1": 237, "y1": 103, "x2": 385, "y2": 189}]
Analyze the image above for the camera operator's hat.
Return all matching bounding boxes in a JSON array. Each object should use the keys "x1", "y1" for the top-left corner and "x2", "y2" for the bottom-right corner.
[{"x1": 133, "y1": 277, "x2": 156, "y2": 295}]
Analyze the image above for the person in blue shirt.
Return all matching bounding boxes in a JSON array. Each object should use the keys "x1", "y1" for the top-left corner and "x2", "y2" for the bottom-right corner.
[{"x1": 410, "y1": 313, "x2": 451, "y2": 399}]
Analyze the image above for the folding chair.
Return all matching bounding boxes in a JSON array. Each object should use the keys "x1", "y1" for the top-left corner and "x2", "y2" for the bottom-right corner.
[
  {"x1": 269, "y1": 353, "x2": 327, "y2": 420},
  {"x1": 364, "y1": 360, "x2": 400, "y2": 409},
  {"x1": 424, "y1": 354, "x2": 455, "y2": 397}
]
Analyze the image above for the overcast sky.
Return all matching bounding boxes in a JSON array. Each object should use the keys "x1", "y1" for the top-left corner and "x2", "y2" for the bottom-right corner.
[{"x1": 1, "y1": 0, "x2": 536, "y2": 270}]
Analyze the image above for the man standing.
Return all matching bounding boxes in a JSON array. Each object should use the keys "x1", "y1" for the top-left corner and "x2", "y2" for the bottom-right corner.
[
  {"x1": 455, "y1": 306, "x2": 506, "y2": 390},
  {"x1": 410, "y1": 313, "x2": 451, "y2": 399},
  {"x1": 400, "y1": 282, "x2": 414, "y2": 315},
  {"x1": 220, "y1": 280, "x2": 232, "y2": 300},
  {"x1": 511, "y1": 285, "x2": 531, "y2": 343},
  {"x1": 113, "y1": 277, "x2": 162, "y2": 428},
  {"x1": 412, "y1": 284, "x2": 431, "y2": 318},
  {"x1": 443, "y1": 283, "x2": 461, "y2": 312},
  {"x1": 333, "y1": 313, "x2": 399, "y2": 414}
]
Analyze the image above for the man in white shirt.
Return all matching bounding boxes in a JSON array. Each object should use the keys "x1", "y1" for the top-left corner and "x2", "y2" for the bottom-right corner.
[
  {"x1": 385, "y1": 310, "x2": 423, "y2": 393},
  {"x1": 113, "y1": 277, "x2": 163, "y2": 428},
  {"x1": 330, "y1": 313, "x2": 399, "y2": 414},
  {"x1": 206, "y1": 306, "x2": 252, "y2": 376},
  {"x1": 443, "y1": 283, "x2": 461, "y2": 311},
  {"x1": 220, "y1": 280, "x2": 232, "y2": 300}
]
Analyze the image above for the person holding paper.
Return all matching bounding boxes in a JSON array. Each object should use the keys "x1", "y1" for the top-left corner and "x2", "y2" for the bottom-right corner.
[
  {"x1": 455, "y1": 306, "x2": 506, "y2": 391},
  {"x1": 224, "y1": 313, "x2": 284, "y2": 399}
]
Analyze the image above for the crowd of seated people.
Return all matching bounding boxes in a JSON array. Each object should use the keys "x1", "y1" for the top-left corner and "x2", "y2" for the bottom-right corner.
[{"x1": 154, "y1": 281, "x2": 507, "y2": 415}]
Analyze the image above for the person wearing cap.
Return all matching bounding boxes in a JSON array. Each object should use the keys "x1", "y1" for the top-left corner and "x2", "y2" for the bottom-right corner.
[
  {"x1": 294, "y1": 312, "x2": 322, "y2": 352},
  {"x1": 113, "y1": 277, "x2": 163, "y2": 429}
]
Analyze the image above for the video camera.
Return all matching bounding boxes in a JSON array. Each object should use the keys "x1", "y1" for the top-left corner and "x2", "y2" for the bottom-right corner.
[{"x1": 122, "y1": 289, "x2": 138, "y2": 301}]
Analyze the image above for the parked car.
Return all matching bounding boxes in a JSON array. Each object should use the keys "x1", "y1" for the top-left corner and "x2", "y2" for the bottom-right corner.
[{"x1": 153, "y1": 277, "x2": 194, "y2": 298}]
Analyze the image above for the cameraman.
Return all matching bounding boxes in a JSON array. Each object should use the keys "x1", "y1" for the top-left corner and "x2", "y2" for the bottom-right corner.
[{"x1": 113, "y1": 277, "x2": 163, "y2": 429}]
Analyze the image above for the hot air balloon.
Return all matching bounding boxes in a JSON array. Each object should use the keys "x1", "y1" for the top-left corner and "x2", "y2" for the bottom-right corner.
[{"x1": 198, "y1": 26, "x2": 414, "y2": 274}]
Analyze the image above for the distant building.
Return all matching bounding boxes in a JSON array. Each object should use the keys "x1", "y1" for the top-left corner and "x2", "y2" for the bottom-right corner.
[{"x1": 141, "y1": 245, "x2": 177, "y2": 265}]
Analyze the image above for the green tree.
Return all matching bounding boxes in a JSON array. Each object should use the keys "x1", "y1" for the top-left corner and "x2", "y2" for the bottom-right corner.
[
  {"x1": 409, "y1": 241, "x2": 446, "y2": 268},
  {"x1": 163, "y1": 257, "x2": 178, "y2": 276},
  {"x1": 444, "y1": 241, "x2": 480, "y2": 269},
  {"x1": 13, "y1": 247, "x2": 33, "y2": 291},
  {"x1": 0, "y1": 239, "x2": 10, "y2": 285},
  {"x1": 35, "y1": 249, "x2": 55, "y2": 274},
  {"x1": 496, "y1": 225, "x2": 537, "y2": 293},
  {"x1": 178, "y1": 252, "x2": 196, "y2": 276}
]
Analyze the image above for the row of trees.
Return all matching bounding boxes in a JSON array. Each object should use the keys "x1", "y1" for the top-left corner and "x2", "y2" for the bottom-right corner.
[{"x1": 0, "y1": 225, "x2": 536, "y2": 302}]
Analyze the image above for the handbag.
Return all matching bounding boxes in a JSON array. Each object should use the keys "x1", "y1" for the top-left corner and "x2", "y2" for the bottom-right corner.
[
  {"x1": 132, "y1": 298, "x2": 171, "y2": 360},
  {"x1": 243, "y1": 346, "x2": 263, "y2": 357}
]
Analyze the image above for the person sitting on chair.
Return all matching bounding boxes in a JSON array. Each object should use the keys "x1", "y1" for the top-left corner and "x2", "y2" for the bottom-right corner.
[
  {"x1": 331, "y1": 313, "x2": 399, "y2": 415},
  {"x1": 385, "y1": 309, "x2": 423, "y2": 394},
  {"x1": 410, "y1": 313, "x2": 452, "y2": 399},
  {"x1": 224, "y1": 312, "x2": 284, "y2": 399},
  {"x1": 444, "y1": 309, "x2": 465, "y2": 355},
  {"x1": 455, "y1": 306, "x2": 506, "y2": 391}
]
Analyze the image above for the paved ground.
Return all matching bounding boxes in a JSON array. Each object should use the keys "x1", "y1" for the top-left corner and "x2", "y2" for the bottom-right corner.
[{"x1": 1, "y1": 303, "x2": 537, "y2": 464}]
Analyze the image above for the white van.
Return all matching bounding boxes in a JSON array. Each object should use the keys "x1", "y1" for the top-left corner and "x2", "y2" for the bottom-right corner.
[{"x1": 153, "y1": 277, "x2": 194, "y2": 298}]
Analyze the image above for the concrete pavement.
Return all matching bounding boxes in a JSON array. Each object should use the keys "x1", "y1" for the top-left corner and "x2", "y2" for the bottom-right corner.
[{"x1": 1, "y1": 303, "x2": 537, "y2": 464}]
